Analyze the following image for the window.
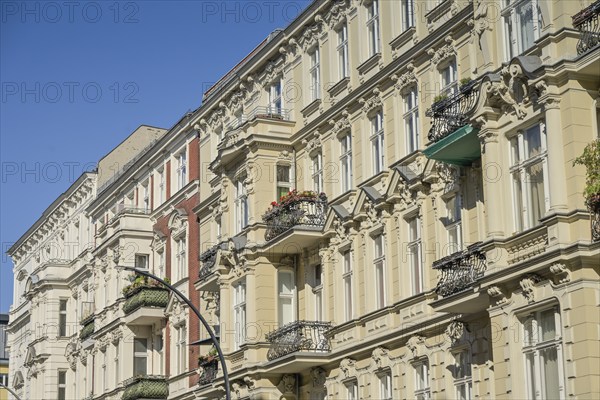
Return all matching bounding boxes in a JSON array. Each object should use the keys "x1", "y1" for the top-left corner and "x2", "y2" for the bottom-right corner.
[
  {"x1": 402, "y1": 0, "x2": 415, "y2": 30},
  {"x1": 174, "y1": 237, "x2": 187, "y2": 281},
  {"x1": 522, "y1": 307, "x2": 564, "y2": 399},
  {"x1": 336, "y1": 23, "x2": 349, "y2": 79},
  {"x1": 158, "y1": 168, "x2": 165, "y2": 204},
  {"x1": 367, "y1": 0, "x2": 381, "y2": 56},
  {"x1": 342, "y1": 250, "x2": 353, "y2": 321},
  {"x1": 510, "y1": 123, "x2": 548, "y2": 231},
  {"x1": 135, "y1": 254, "x2": 149, "y2": 270},
  {"x1": 157, "y1": 250, "x2": 165, "y2": 279},
  {"x1": 311, "y1": 153, "x2": 324, "y2": 193},
  {"x1": 156, "y1": 335, "x2": 164, "y2": 375},
  {"x1": 373, "y1": 234, "x2": 386, "y2": 309},
  {"x1": 370, "y1": 111, "x2": 385, "y2": 174},
  {"x1": 176, "y1": 151, "x2": 187, "y2": 190},
  {"x1": 408, "y1": 216, "x2": 423, "y2": 295},
  {"x1": 309, "y1": 47, "x2": 321, "y2": 101},
  {"x1": 278, "y1": 270, "x2": 295, "y2": 327},
  {"x1": 142, "y1": 182, "x2": 150, "y2": 212},
  {"x1": 453, "y1": 350, "x2": 472, "y2": 400},
  {"x1": 446, "y1": 196, "x2": 463, "y2": 254},
  {"x1": 314, "y1": 264, "x2": 323, "y2": 321},
  {"x1": 414, "y1": 359, "x2": 431, "y2": 400},
  {"x1": 379, "y1": 370, "x2": 393, "y2": 400},
  {"x1": 58, "y1": 369, "x2": 67, "y2": 400},
  {"x1": 101, "y1": 349, "x2": 107, "y2": 392},
  {"x1": 441, "y1": 59, "x2": 458, "y2": 96},
  {"x1": 404, "y1": 87, "x2": 420, "y2": 153},
  {"x1": 235, "y1": 175, "x2": 249, "y2": 232},
  {"x1": 133, "y1": 338, "x2": 148, "y2": 376},
  {"x1": 59, "y1": 299, "x2": 67, "y2": 337},
  {"x1": 176, "y1": 325, "x2": 187, "y2": 375},
  {"x1": 114, "y1": 342, "x2": 120, "y2": 386},
  {"x1": 233, "y1": 280, "x2": 247, "y2": 349},
  {"x1": 276, "y1": 165, "x2": 291, "y2": 201},
  {"x1": 345, "y1": 380, "x2": 358, "y2": 400},
  {"x1": 503, "y1": 0, "x2": 539, "y2": 59},
  {"x1": 340, "y1": 133, "x2": 353, "y2": 192},
  {"x1": 269, "y1": 79, "x2": 283, "y2": 115}
]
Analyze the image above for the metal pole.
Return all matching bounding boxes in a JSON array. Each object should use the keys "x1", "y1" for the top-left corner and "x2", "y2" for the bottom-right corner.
[
  {"x1": 118, "y1": 266, "x2": 231, "y2": 400},
  {"x1": 0, "y1": 382, "x2": 23, "y2": 400}
]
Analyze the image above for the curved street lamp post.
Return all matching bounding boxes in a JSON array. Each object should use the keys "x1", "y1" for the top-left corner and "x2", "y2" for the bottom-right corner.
[
  {"x1": 118, "y1": 266, "x2": 231, "y2": 400},
  {"x1": 0, "y1": 382, "x2": 23, "y2": 400}
]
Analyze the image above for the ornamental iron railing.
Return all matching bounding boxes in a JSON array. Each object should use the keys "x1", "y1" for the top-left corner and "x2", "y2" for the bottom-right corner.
[
  {"x1": 573, "y1": 0, "x2": 600, "y2": 55},
  {"x1": 108, "y1": 207, "x2": 151, "y2": 225},
  {"x1": 80, "y1": 302, "x2": 95, "y2": 325},
  {"x1": 263, "y1": 195, "x2": 328, "y2": 241},
  {"x1": 198, "y1": 359, "x2": 219, "y2": 386},
  {"x1": 198, "y1": 244, "x2": 219, "y2": 281},
  {"x1": 122, "y1": 287, "x2": 169, "y2": 315},
  {"x1": 122, "y1": 375, "x2": 169, "y2": 400},
  {"x1": 433, "y1": 242, "x2": 487, "y2": 297},
  {"x1": 591, "y1": 205, "x2": 600, "y2": 242},
  {"x1": 266, "y1": 320, "x2": 333, "y2": 361},
  {"x1": 426, "y1": 80, "x2": 480, "y2": 143},
  {"x1": 219, "y1": 106, "x2": 292, "y2": 149}
]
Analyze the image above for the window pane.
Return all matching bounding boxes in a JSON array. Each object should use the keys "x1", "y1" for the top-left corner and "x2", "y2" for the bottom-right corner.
[
  {"x1": 59, "y1": 300, "x2": 67, "y2": 311},
  {"x1": 540, "y1": 309, "x2": 556, "y2": 341},
  {"x1": 525, "y1": 125, "x2": 542, "y2": 158},
  {"x1": 134, "y1": 357, "x2": 147, "y2": 375},
  {"x1": 134, "y1": 338, "x2": 147, "y2": 353},
  {"x1": 278, "y1": 272, "x2": 293, "y2": 294},
  {"x1": 542, "y1": 347, "x2": 560, "y2": 399},
  {"x1": 517, "y1": 1, "x2": 534, "y2": 51},
  {"x1": 277, "y1": 166, "x2": 290, "y2": 182},
  {"x1": 526, "y1": 161, "x2": 545, "y2": 224},
  {"x1": 526, "y1": 352, "x2": 537, "y2": 397}
]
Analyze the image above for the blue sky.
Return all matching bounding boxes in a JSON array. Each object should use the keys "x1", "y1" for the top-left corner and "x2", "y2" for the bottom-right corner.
[{"x1": 0, "y1": 0, "x2": 310, "y2": 312}]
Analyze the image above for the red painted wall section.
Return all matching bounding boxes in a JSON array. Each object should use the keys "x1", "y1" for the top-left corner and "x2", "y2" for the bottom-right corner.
[{"x1": 188, "y1": 137, "x2": 199, "y2": 182}]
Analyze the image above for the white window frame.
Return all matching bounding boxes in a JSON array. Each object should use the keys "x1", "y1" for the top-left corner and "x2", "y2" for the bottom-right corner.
[
  {"x1": 101, "y1": 349, "x2": 107, "y2": 392},
  {"x1": 176, "y1": 150, "x2": 187, "y2": 190},
  {"x1": 402, "y1": 0, "x2": 415, "y2": 31},
  {"x1": 309, "y1": 46, "x2": 321, "y2": 101},
  {"x1": 367, "y1": 0, "x2": 381, "y2": 56},
  {"x1": 176, "y1": 325, "x2": 187, "y2": 375},
  {"x1": 142, "y1": 182, "x2": 150, "y2": 212},
  {"x1": 502, "y1": 0, "x2": 540, "y2": 60},
  {"x1": 342, "y1": 249, "x2": 354, "y2": 321},
  {"x1": 269, "y1": 79, "x2": 283, "y2": 115},
  {"x1": 509, "y1": 122, "x2": 549, "y2": 232},
  {"x1": 370, "y1": 111, "x2": 385, "y2": 175},
  {"x1": 446, "y1": 195, "x2": 463, "y2": 254},
  {"x1": 345, "y1": 380, "x2": 358, "y2": 400},
  {"x1": 276, "y1": 165, "x2": 291, "y2": 201},
  {"x1": 314, "y1": 264, "x2": 323, "y2": 321},
  {"x1": 311, "y1": 153, "x2": 324, "y2": 193},
  {"x1": 378, "y1": 370, "x2": 393, "y2": 400},
  {"x1": 173, "y1": 236, "x2": 187, "y2": 281},
  {"x1": 278, "y1": 269, "x2": 296, "y2": 327},
  {"x1": 404, "y1": 87, "x2": 419, "y2": 153},
  {"x1": 158, "y1": 167, "x2": 165, "y2": 204},
  {"x1": 440, "y1": 59, "x2": 458, "y2": 96},
  {"x1": 233, "y1": 280, "x2": 247, "y2": 350},
  {"x1": 133, "y1": 338, "x2": 148, "y2": 376},
  {"x1": 336, "y1": 23, "x2": 349, "y2": 80},
  {"x1": 373, "y1": 234, "x2": 386, "y2": 309},
  {"x1": 340, "y1": 132, "x2": 353, "y2": 193},
  {"x1": 59, "y1": 299, "x2": 67, "y2": 337},
  {"x1": 235, "y1": 175, "x2": 249, "y2": 232},
  {"x1": 408, "y1": 216, "x2": 423, "y2": 295},
  {"x1": 114, "y1": 342, "x2": 120, "y2": 386},
  {"x1": 453, "y1": 349, "x2": 473, "y2": 400},
  {"x1": 414, "y1": 358, "x2": 431, "y2": 400},
  {"x1": 58, "y1": 369, "x2": 67, "y2": 400}
]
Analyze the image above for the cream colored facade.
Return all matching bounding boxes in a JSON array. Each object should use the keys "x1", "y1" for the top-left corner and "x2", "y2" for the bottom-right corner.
[{"x1": 7, "y1": 0, "x2": 600, "y2": 399}]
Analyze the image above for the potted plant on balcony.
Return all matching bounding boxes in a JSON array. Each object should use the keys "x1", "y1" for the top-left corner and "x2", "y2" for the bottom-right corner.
[
  {"x1": 459, "y1": 77, "x2": 475, "y2": 93},
  {"x1": 431, "y1": 93, "x2": 449, "y2": 109},
  {"x1": 574, "y1": 138, "x2": 600, "y2": 211},
  {"x1": 198, "y1": 346, "x2": 218, "y2": 365},
  {"x1": 122, "y1": 274, "x2": 170, "y2": 297}
]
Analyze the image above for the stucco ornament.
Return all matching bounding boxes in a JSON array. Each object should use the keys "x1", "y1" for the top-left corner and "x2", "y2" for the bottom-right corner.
[
  {"x1": 371, "y1": 346, "x2": 389, "y2": 368},
  {"x1": 445, "y1": 321, "x2": 468, "y2": 345},
  {"x1": 329, "y1": 110, "x2": 351, "y2": 135},
  {"x1": 407, "y1": 335, "x2": 425, "y2": 358},
  {"x1": 359, "y1": 88, "x2": 383, "y2": 114},
  {"x1": 520, "y1": 274, "x2": 543, "y2": 303},
  {"x1": 281, "y1": 374, "x2": 296, "y2": 394},
  {"x1": 311, "y1": 367, "x2": 327, "y2": 387},
  {"x1": 427, "y1": 36, "x2": 456, "y2": 65},
  {"x1": 339, "y1": 357, "x2": 356, "y2": 378},
  {"x1": 390, "y1": 63, "x2": 417, "y2": 92},
  {"x1": 549, "y1": 263, "x2": 571, "y2": 284},
  {"x1": 324, "y1": 0, "x2": 350, "y2": 28},
  {"x1": 487, "y1": 285, "x2": 508, "y2": 306}
]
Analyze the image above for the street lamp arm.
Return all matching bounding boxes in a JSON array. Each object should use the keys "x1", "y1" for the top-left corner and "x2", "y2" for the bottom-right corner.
[
  {"x1": 0, "y1": 382, "x2": 23, "y2": 400},
  {"x1": 118, "y1": 266, "x2": 231, "y2": 400}
]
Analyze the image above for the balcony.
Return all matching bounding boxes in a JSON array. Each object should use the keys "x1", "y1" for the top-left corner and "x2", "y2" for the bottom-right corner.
[
  {"x1": 592, "y1": 204, "x2": 600, "y2": 242},
  {"x1": 80, "y1": 320, "x2": 94, "y2": 341},
  {"x1": 266, "y1": 320, "x2": 333, "y2": 362},
  {"x1": 122, "y1": 282, "x2": 169, "y2": 325},
  {"x1": 423, "y1": 81, "x2": 481, "y2": 166},
  {"x1": 198, "y1": 244, "x2": 219, "y2": 281},
  {"x1": 573, "y1": 0, "x2": 600, "y2": 56},
  {"x1": 219, "y1": 106, "x2": 292, "y2": 150},
  {"x1": 122, "y1": 375, "x2": 168, "y2": 400},
  {"x1": 263, "y1": 190, "x2": 328, "y2": 244},
  {"x1": 198, "y1": 358, "x2": 218, "y2": 386},
  {"x1": 79, "y1": 301, "x2": 95, "y2": 340},
  {"x1": 434, "y1": 242, "x2": 487, "y2": 297}
]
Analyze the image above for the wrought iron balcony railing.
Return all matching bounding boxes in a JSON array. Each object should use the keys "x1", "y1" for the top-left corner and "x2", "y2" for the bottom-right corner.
[
  {"x1": 263, "y1": 193, "x2": 328, "y2": 241},
  {"x1": 108, "y1": 207, "x2": 151, "y2": 225},
  {"x1": 591, "y1": 205, "x2": 600, "y2": 242},
  {"x1": 198, "y1": 358, "x2": 219, "y2": 386},
  {"x1": 573, "y1": 0, "x2": 600, "y2": 55},
  {"x1": 198, "y1": 244, "x2": 219, "y2": 281},
  {"x1": 122, "y1": 375, "x2": 168, "y2": 400},
  {"x1": 219, "y1": 106, "x2": 292, "y2": 149},
  {"x1": 80, "y1": 301, "x2": 95, "y2": 325},
  {"x1": 426, "y1": 80, "x2": 480, "y2": 143},
  {"x1": 433, "y1": 242, "x2": 487, "y2": 297},
  {"x1": 266, "y1": 320, "x2": 333, "y2": 361},
  {"x1": 122, "y1": 287, "x2": 169, "y2": 315}
]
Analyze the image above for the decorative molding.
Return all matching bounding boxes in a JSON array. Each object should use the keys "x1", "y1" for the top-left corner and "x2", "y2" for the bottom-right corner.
[
  {"x1": 324, "y1": 0, "x2": 350, "y2": 28},
  {"x1": 359, "y1": 88, "x2": 383, "y2": 115},
  {"x1": 520, "y1": 274, "x2": 543, "y2": 303},
  {"x1": 329, "y1": 110, "x2": 351, "y2": 136},
  {"x1": 549, "y1": 263, "x2": 571, "y2": 284},
  {"x1": 487, "y1": 285, "x2": 508, "y2": 306},
  {"x1": 427, "y1": 35, "x2": 456, "y2": 65},
  {"x1": 339, "y1": 357, "x2": 356, "y2": 378},
  {"x1": 407, "y1": 335, "x2": 425, "y2": 358},
  {"x1": 311, "y1": 367, "x2": 327, "y2": 387},
  {"x1": 390, "y1": 63, "x2": 417, "y2": 92},
  {"x1": 371, "y1": 346, "x2": 390, "y2": 369},
  {"x1": 445, "y1": 321, "x2": 468, "y2": 346}
]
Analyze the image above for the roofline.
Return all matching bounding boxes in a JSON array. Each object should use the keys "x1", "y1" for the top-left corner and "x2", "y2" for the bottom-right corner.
[{"x1": 96, "y1": 124, "x2": 168, "y2": 166}]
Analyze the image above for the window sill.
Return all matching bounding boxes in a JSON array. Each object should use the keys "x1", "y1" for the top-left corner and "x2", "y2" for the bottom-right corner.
[
  {"x1": 301, "y1": 99, "x2": 322, "y2": 118},
  {"x1": 327, "y1": 77, "x2": 350, "y2": 98},
  {"x1": 390, "y1": 26, "x2": 416, "y2": 53},
  {"x1": 357, "y1": 53, "x2": 381, "y2": 76}
]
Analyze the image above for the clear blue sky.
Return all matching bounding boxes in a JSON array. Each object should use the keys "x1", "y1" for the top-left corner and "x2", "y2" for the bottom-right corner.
[{"x1": 0, "y1": 0, "x2": 311, "y2": 312}]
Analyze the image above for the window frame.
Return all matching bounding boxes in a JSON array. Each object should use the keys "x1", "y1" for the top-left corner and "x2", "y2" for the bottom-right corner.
[
  {"x1": 367, "y1": 0, "x2": 381, "y2": 56},
  {"x1": 233, "y1": 280, "x2": 247, "y2": 350},
  {"x1": 402, "y1": 0, "x2": 415, "y2": 31},
  {"x1": 403, "y1": 87, "x2": 420, "y2": 153},
  {"x1": 309, "y1": 46, "x2": 321, "y2": 101},
  {"x1": 370, "y1": 111, "x2": 385, "y2": 175},
  {"x1": 340, "y1": 132, "x2": 353, "y2": 193},
  {"x1": 336, "y1": 23, "x2": 349, "y2": 80},
  {"x1": 445, "y1": 195, "x2": 463, "y2": 254},
  {"x1": 176, "y1": 150, "x2": 187, "y2": 190},
  {"x1": 345, "y1": 379, "x2": 358, "y2": 400},
  {"x1": 235, "y1": 175, "x2": 249, "y2": 233},
  {"x1": 342, "y1": 249, "x2": 354, "y2": 321},
  {"x1": 413, "y1": 358, "x2": 431, "y2": 400},
  {"x1": 276, "y1": 165, "x2": 291, "y2": 201},
  {"x1": 57, "y1": 369, "x2": 67, "y2": 400},
  {"x1": 440, "y1": 59, "x2": 458, "y2": 97},
  {"x1": 502, "y1": 0, "x2": 540, "y2": 59},
  {"x1": 269, "y1": 79, "x2": 283, "y2": 115},
  {"x1": 278, "y1": 269, "x2": 296, "y2": 327},
  {"x1": 373, "y1": 233, "x2": 386, "y2": 309},
  {"x1": 313, "y1": 264, "x2": 324, "y2": 321},
  {"x1": 133, "y1": 338, "x2": 148, "y2": 376},
  {"x1": 58, "y1": 299, "x2": 68, "y2": 337},
  {"x1": 408, "y1": 216, "x2": 423, "y2": 295},
  {"x1": 311, "y1": 152, "x2": 324, "y2": 193},
  {"x1": 378, "y1": 370, "x2": 393, "y2": 400},
  {"x1": 452, "y1": 348, "x2": 473, "y2": 400}
]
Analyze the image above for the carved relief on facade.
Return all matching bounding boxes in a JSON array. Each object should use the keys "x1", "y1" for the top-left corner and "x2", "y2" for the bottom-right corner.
[
  {"x1": 520, "y1": 274, "x2": 543, "y2": 303},
  {"x1": 390, "y1": 63, "x2": 417, "y2": 93},
  {"x1": 339, "y1": 357, "x2": 356, "y2": 379},
  {"x1": 427, "y1": 36, "x2": 456, "y2": 66},
  {"x1": 329, "y1": 110, "x2": 351, "y2": 136},
  {"x1": 549, "y1": 263, "x2": 571, "y2": 284},
  {"x1": 406, "y1": 335, "x2": 425, "y2": 358},
  {"x1": 359, "y1": 88, "x2": 383, "y2": 115}
]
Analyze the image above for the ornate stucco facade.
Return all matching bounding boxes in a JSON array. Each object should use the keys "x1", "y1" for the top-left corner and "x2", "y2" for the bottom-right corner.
[{"x1": 6, "y1": 0, "x2": 600, "y2": 399}]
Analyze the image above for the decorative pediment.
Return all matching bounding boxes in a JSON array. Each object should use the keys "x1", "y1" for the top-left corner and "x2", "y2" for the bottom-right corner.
[
  {"x1": 352, "y1": 187, "x2": 385, "y2": 228},
  {"x1": 339, "y1": 357, "x2": 356, "y2": 378},
  {"x1": 24, "y1": 344, "x2": 36, "y2": 367},
  {"x1": 427, "y1": 36, "x2": 456, "y2": 65},
  {"x1": 260, "y1": 58, "x2": 285, "y2": 86},
  {"x1": 298, "y1": 15, "x2": 324, "y2": 50},
  {"x1": 371, "y1": 346, "x2": 390, "y2": 369},
  {"x1": 406, "y1": 335, "x2": 425, "y2": 358},
  {"x1": 359, "y1": 88, "x2": 383, "y2": 114},
  {"x1": 445, "y1": 321, "x2": 468, "y2": 346},
  {"x1": 328, "y1": 110, "x2": 351, "y2": 136},
  {"x1": 390, "y1": 63, "x2": 417, "y2": 92},
  {"x1": 324, "y1": 0, "x2": 350, "y2": 28},
  {"x1": 168, "y1": 208, "x2": 188, "y2": 237},
  {"x1": 12, "y1": 370, "x2": 24, "y2": 389}
]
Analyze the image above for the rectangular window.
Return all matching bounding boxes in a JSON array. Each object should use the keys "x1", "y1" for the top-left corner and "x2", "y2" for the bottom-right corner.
[
  {"x1": 58, "y1": 369, "x2": 67, "y2": 400},
  {"x1": 367, "y1": 0, "x2": 381, "y2": 56},
  {"x1": 337, "y1": 23, "x2": 349, "y2": 79},
  {"x1": 235, "y1": 176, "x2": 249, "y2": 232},
  {"x1": 142, "y1": 182, "x2": 150, "y2": 212},
  {"x1": 156, "y1": 335, "x2": 164, "y2": 375},
  {"x1": 510, "y1": 123, "x2": 548, "y2": 231},
  {"x1": 345, "y1": 380, "x2": 358, "y2": 400},
  {"x1": 340, "y1": 133, "x2": 353, "y2": 192},
  {"x1": 176, "y1": 151, "x2": 187, "y2": 190},
  {"x1": 309, "y1": 47, "x2": 321, "y2": 101},
  {"x1": 371, "y1": 111, "x2": 385, "y2": 174},
  {"x1": 269, "y1": 80, "x2": 283, "y2": 115},
  {"x1": 503, "y1": 0, "x2": 539, "y2": 59},
  {"x1": 101, "y1": 349, "x2": 107, "y2": 392},
  {"x1": 176, "y1": 325, "x2": 187, "y2": 375},
  {"x1": 408, "y1": 216, "x2": 423, "y2": 295},
  {"x1": 441, "y1": 59, "x2": 458, "y2": 96},
  {"x1": 59, "y1": 299, "x2": 67, "y2": 337},
  {"x1": 453, "y1": 350, "x2": 472, "y2": 400},
  {"x1": 404, "y1": 87, "x2": 419, "y2": 153},
  {"x1": 276, "y1": 165, "x2": 291, "y2": 201},
  {"x1": 174, "y1": 237, "x2": 187, "y2": 281},
  {"x1": 233, "y1": 280, "x2": 247, "y2": 349},
  {"x1": 373, "y1": 234, "x2": 386, "y2": 309},
  {"x1": 157, "y1": 250, "x2": 165, "y2": 279},
  {"x1": 314, "y1": 264, "x2": 323, "y2": 321},
  {"x1": 446, "y1": 196, "x2": 463, "y2": 254},
  {"x1": 414, "y1": 359, "x2": 431, "y2": 400},
  {"x1": 114, "y1": 342, "x2": 120, "y2": 386},
  {"x1": 522, "y1": 307, "x2": 564, "y2": 399},
  {"x1": 135, "y1": 254, "x2": 149, "y2": 270},
  {"x1": 379, "y1": 371, "x2": 393, "y2": 400},
  {"x1": 342, "y1": 250, "x2": 353, "y2": 321},
  {"x1": 278, "y1": 270, "x2": 295, "y2": 327},
  {"x1": 402, "y1": 0, "x2": 415, "y2": 30},
  {"x1": 158, "y1": 168, "x2": 165, "y2": 204},
  {"x1": 133, "y1": 338, "x2": 148, "y2": 376},
  {"x1": 312, "y1": 153, "x2": 324, "y2": 193}
]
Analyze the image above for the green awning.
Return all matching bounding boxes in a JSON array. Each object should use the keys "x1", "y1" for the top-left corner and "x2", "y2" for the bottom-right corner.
[{"x1": 422, "y1": 125, "x2": 481, "y2": 166}]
